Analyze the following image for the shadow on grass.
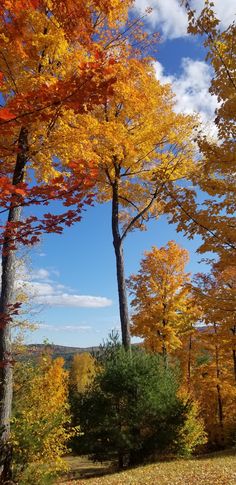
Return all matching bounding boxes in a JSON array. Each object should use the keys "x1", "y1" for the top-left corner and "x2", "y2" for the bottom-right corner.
[
  {"x1": 58, "y1": 456, "x2": 116, "y2": 482},
  {"x1": 58, "y1": 449, "x2": 236, "y2": 483},
  {"x1": 196, "y1": 449, "x2": 236, "y2": 461}
]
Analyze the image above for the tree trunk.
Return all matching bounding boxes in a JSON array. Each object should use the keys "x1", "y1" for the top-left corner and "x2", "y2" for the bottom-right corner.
[
  {"x1": 112, "y1": 178, "x2": 130, "y2": 351},
  {"x1": 0, "y1": 127, "x2": 28, "y2": 482},
  {"x1": 118, "y1": 452, "x2": 124, "y2": 469},
  {"x1": 162, "y1": 310, "x2": 168, "y2": 367},
  {"x1": 213, "y1": 323, "x2": 224, "y2": 444},
  {"x1": 187, "y1": 334, "x2": 192, "y2": 392},
  {"x1": 233, "y1": 348, "x2": 236, "y2": 382},
  {"x1": 231, "y1": 325, "x2": 236, "y2": 382},
  {"x1": 216, "y1": 383, "x2": 224, "y2": 429}
]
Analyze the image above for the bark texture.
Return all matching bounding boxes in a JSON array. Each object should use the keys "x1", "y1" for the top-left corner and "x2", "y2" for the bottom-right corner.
[
  {"x1": 187, "y1": 334, "x2": 192, "y2": 391},
  {"x1": 0, "y1": 127, "x2": 28, "y2": 482},
  {"x1": 231, "y1": 325, "x2": 236, "y2": 382},
  {"x1": 213, "y1": 323, "x2": 224, "y2": 446},
  {"x1": 111, "y1": 175, "x2": 131, "y2": 351}
]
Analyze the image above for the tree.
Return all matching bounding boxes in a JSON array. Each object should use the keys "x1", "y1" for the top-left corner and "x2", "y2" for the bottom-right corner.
[
  {"x1": 75, "y1": 346, "x2": 205, "y2": 467},
  {"x1": 69, "y1": 352, "x2": 97, "y2": 453},
  {"x1": 172, "y1": 0, "x2": 236, "y2": 448},
  {"x1": 12, "y1": 355, "x2": 72, "y2": 484},
  {"x1": 175, "y1": 1, "x2": 236, "y2": 267},
  {"x1": 193, "y1": 267, "x2": 236, "y2": 381},
  {"x1": 77, "y1": 59, "x2": 197, "y2": 350},
  {"x1": 69, "y1": 352, "x2": 96, "y2": 393},
  {"x1": 187, "y1": 269, "x2": 236, "y2": 447},
  {"x1": 0, "y1": 0, "x2": 134, "y2": 479},
  {"x1": 175, "y1": 296, "x2": 202, "y2": 393},
  {"x1": 128, "y1": 241, "x2": 192, "y2": 359}
]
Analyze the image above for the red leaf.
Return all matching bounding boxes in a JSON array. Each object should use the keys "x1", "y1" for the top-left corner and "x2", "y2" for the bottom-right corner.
[
  {"x1": 14, "y1": 188, "x2": 26, "y2": 196},
  {"x1": 0, "y1": 107, "x2": 15, "y2": 121}
]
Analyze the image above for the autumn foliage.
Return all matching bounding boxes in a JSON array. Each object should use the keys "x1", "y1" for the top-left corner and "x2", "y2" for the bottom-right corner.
[
  {"x1": 69, "y1": 352, "x2": 96, "y2": 393},
  {"x1": 128, "y1": 240, "x2": 236, "y2": 449},
  {"x1": 0, "y1": 0, "x2": 138, "y2": 480},
  {"x1": 12, "y1": 354, "x2": 73, "y2": 484},
  {"x1": 178, "y1": 1, "x2": 236, "y2": 265},
  {"x1": 0, "y1": 0, "x2": 235, "y2": 481},
  {"x1": 0, "y1": 0, "x2": 124, "y2": 247},
  {"x1": 128, "y1": 242, "x2": 191, "y2": 356}
]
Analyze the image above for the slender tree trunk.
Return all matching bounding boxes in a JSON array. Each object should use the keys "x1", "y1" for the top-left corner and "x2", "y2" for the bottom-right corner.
[
  {"x1": 161, "y1": 338, "x2": 168, "y2": 367},
  {"x1": 233, "y1": 348, "x2": 236, "y2": 382},
  {"x1": 231, "y1": 325, "x2": 236, "y2": 382},
  {"x1": 118, "y1": 452, "x2": 124, "y2": 470},
  {"x1": 0, "y1": 127, "x2": 28, "y2": 482},
  {"x1": 111, "y1": 177, "x2": 130, "y2": 351},
  {"x1": 187, "y1": 334, "x2": 192, "y2": 392},
  {"x1": 216, "y1": 383, "x2": 224, "y2": 428},
  {"x1": 162, "y1": 309, "x2": 168, "y2": 367},
  {"x1": 213, "y1": 323, "x2": 224, "y2": 443}
]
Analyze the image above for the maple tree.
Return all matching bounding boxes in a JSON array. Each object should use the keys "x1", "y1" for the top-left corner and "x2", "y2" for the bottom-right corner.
[
  {"x1": 171, "y1": 1, "x2": 236, "y2": 448},
  {"x1": 172, "y1": 282, "x2": 203, "y2": 394},
  {"x1": 176, "y1": 302, "x2": 202, "y2": 393},
  {"x1": 77, "y1": 59, "x2": 197, "y2": 350},
  {"x1": 0, "y1": 0, "x2": 135, "y2": 479},
  {"x1": 127, "y1": 241, "x2": 192, "y2": 359},
  {"x1": 191, "y1": 326, "x2": 236, "y2": 448},
  {"x1": 184, "y1": 268, "x2": 236, "y2": 447},
  {"x1": 174, "y1": 1, "x2": 236, "y2": 268},
  {"x1": 194, "y1": 267, "x2": 236, "y2": 380}
]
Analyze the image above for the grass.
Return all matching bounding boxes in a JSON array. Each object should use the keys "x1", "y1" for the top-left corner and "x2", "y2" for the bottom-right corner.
[{"x1": 57, "y1": 451, "x2": 236, "y2": 485}]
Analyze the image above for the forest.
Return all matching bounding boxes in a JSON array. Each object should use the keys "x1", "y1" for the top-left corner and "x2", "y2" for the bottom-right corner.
[{"x1": 0, "y1": 0, "x2": 235, "y2": 484}]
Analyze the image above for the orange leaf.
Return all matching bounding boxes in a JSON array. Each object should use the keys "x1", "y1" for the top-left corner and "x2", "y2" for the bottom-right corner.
[
  {"x1": 14, "y1": 188, "x2": 26, "y2": 196},
  {"x1": 0, "y1": 107, "x2": 15, "y2": 121}
]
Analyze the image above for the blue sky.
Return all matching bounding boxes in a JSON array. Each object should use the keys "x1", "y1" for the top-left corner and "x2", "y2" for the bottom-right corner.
[{"x1": 16, "y1": 0, "x2": 234, "y2": 347}]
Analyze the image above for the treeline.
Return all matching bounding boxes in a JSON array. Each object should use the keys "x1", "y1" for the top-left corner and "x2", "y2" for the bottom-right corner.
[
  {"x1": 12, "y1": 238, "x2": 236, "y2": 482},
  {"x1": 11, "y1": 343, "x2": 205, "y2": 484},
  {"x1": 11, "y1": 305, "x2": 235, "y2": 484}
]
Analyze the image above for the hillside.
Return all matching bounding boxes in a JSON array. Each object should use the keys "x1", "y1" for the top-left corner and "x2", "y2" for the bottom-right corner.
[
  {"x1": 20, "y1": 343, "x2": 100, "y2": 365},
  {"x1": 22, "y1": 331, "x2": 208, "y2": 365}
]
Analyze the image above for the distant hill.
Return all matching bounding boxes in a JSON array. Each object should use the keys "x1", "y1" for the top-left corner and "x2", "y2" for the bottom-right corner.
[
  {"x1": 21, "y1": 343, "x2": 100, "y2": 366},
  {"x1": 22, "y1": 327, "x2": 208, "y2": 366}
]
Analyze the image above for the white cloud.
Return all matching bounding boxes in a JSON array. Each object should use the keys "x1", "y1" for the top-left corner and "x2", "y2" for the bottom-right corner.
[
  {"x1": 31, "y1": 267, "x2": 59, "y2": 281},
  {"x1": 154, "y1": 57, "x2": 218, "y2": 124},
  {"x1": 37, "y1": 323, "x2": 93, "y2": 332},
  {"x1": 134, "y1": 0, "x2": 235, "y2": 39},
  {"x1": 31, "y1": 268, "x2": 50, "y2": 280},
  {"x1": 15, "y1": 266, "x2": 112, "y2": 309},
  {"x1": 134, "y1": 0, "x2": 187, "y2": 39},
  {"x1": 34, "y1": 292, "x2": 112, "y2": 308},
  {"x1": 28, "y1": 281, "x2": 55, "y2": 296}
]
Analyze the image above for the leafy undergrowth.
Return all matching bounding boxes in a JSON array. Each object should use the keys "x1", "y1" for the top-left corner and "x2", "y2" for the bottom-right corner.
[{"x1": 57, "y1": 451, "x2": 236, "y2": 485}]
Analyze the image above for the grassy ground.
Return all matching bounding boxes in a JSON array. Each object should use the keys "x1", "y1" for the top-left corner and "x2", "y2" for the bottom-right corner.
[{"x1": 57, "y1": 451, "x2": 236, "y2": 485}]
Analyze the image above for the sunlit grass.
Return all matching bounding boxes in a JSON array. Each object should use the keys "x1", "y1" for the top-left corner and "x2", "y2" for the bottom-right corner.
[{"x1": 58, "y1": 451, "x2": 236, "y2": 484}]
